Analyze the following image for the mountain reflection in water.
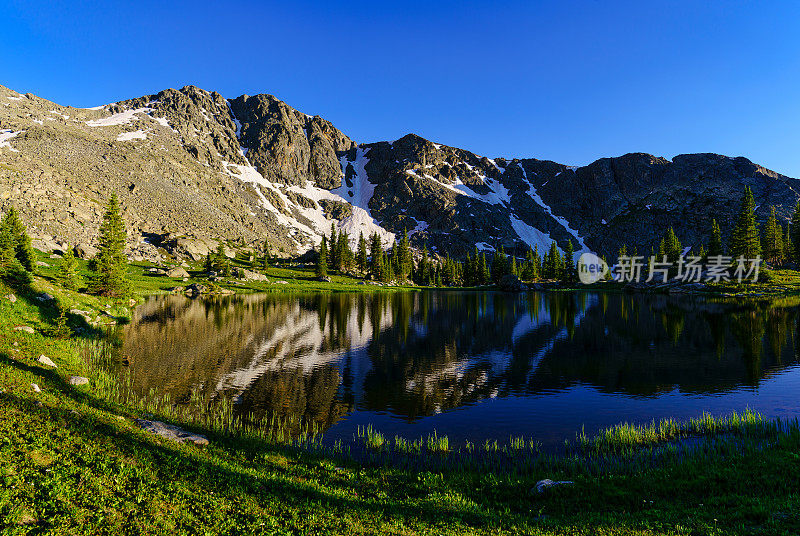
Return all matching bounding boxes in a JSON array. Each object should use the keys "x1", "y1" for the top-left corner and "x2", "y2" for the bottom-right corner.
[{"x1": 113, "y1": 291, "x2": 800, "y2": 447}]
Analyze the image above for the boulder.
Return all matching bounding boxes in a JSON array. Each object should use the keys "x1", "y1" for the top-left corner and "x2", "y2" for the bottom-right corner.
[
  {"x1": 13, "y1": 326, "x2": 35, "y2": 334},
  {"x1": 166, "y1": 266, "x2": 190, "y2": 278},
  {"x1": 498, "y1": 274, "x2": 526, "y2": 292},
  {"x1": 37, "y1": 355, "x2": 57, "y2": 368},
  {"x1": 134, "y1": 419, "x2": 209, "y2": 446},
  {"x1": 74, "y1": 243, "x2": 98, "y2": 260},
  {"x1": 68, "y1": 376, "x2": 89, "y2": 386},
  {"x1": 37, "y1": 293, "x2": 54, "y2": 302},
  {"x1": 163, "y1": 236, "x2": 218, "y2": 261},
  {"x1": 185, "y1": 283, "x2": 208, "y2": 296},
  {"x1": 531, "y1": 479, "x2": 574, "y2": 494},
  {"x1": 31, "y1": 383, "x2": 41, "y2": 393},
  {"x1": 316, "y1": 275, "x2": 332, "y2": 283},
  {"x1": 4, "y1": 294, "x2": 16, "y2": 303},
  {"x1": 238, "y1": 269, "x2": 268, "y2": 281}
]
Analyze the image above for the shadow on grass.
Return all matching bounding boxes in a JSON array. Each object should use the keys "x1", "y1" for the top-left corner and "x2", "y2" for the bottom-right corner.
[
  {"x1": 5, "y1": 275, "x2": 125, "y2": 340},
  {"x1": 0, "y1": 351, "x2": 532, "y2": 532}
]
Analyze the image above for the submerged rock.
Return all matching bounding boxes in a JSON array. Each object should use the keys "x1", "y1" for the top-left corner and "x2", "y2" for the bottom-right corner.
[{"x1": 135, "y1": 419, "x2": 209, "y2": 446}]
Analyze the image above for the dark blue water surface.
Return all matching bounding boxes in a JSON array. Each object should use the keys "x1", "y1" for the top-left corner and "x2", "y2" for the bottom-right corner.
[{"x1": 116, "y1": 291, "x2": 800, "y2": 448}]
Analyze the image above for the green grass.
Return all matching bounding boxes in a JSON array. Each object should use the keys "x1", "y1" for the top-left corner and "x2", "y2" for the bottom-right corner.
[{"x1": 2, "y1": 267, "x2": 800, "y2": 534}]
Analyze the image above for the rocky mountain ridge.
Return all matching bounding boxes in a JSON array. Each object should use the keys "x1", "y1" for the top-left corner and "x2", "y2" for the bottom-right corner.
[{"x1": 1, "y1": 83, "x2": 798, "y2": 262}]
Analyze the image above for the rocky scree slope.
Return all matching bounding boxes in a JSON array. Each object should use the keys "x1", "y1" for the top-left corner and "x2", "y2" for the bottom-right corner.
[{"x1": 1, "y1": 83, "x2": 798, "y2": 262}]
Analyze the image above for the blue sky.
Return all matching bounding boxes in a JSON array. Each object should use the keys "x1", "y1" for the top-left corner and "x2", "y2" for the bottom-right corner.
[{"x1": 2, "y1": 1, "x2": 799, "y2": 175}]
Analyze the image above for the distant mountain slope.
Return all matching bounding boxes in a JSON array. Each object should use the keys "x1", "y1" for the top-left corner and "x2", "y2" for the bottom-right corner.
[{"x1": 1, "y1": 83, "x2": 798, "y2": 261}]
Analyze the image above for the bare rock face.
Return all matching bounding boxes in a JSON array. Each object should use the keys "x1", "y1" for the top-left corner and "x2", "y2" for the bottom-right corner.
[
  {"x1": 229, "y1": 94, "x2": 355, "y2": 188},
  {"x1": 2, "y1": 82, "x2": 799, "y2": 261}
]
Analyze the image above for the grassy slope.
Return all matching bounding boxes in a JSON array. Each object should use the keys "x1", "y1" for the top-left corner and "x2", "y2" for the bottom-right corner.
[{"x1": 1, "y1": 259, "x2": 800, "y2": 534}]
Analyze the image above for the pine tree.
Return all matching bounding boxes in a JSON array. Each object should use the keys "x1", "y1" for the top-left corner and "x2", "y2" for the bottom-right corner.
[
  {"x1": 57, "y1": 246, "x2": 81, "y2": 290},
  {"x1": 262, "y1": 239, "x2": 271, "y2": 270},
  {"x1": 790, "y1": 202, "x2": 800, "y2": 264},
  {"x1": 658, "y1": 227, "x2": 681, "y2": 263},
  {"x1": 729, "y1": 187, "x2": 761, "y2": 260},
  {"x1": 545, "y1": 241, "x2": 561, "y2": 280},
  {"x1": 329, "y1": 224, "x2": 340, "y2": 272},
  {"x1": 316, "y1": 237, "x2": 328, "y2": 278},
  {"x1": 395, "y1": 229, "x2": 412, "y2": 282},
  {"x1": 562, "y1": 240, "x2": 575, "y2": 283},
  {"x1": 415, "y1": 246, "x2": 428, "y2": 284},
  {"x1": 491, "y1": 247, "x2": 510, "y2": 283},
  {"x1": 89, "y1": 194, "x2": 130, "y2": 297},
  {"x1": 338, "y1": 231, "x2": 353, "y2": 272},
  {"x1": 0, "y1": 208, "x2": 35, "y2": 272},
  {"x1": 0, "y1": 216, "x2": 31, "y2": 286},
  {"x1": 356, "y1": 232, "x2": 368, "y2": 274},
  {"x1": 369, "y1": 233, "x2": 383, "y2": 280},
  {"x1": 213, "y1": 243, "x2": 231, "y2": 276},
  {"x1": 762, "y1": 206, "x2": 782, "y2": 265},
  {"x1": 786, "y1": 220, "x2": 796, "y2": 264},
  {"x1": 480, "y1": 252, "x2": 490, "y2": 283},
  {"x1": 707, "y1": 219, "x2": 724, "y2": 258}
]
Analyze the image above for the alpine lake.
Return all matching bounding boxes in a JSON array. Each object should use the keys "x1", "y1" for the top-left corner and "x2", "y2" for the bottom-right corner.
[{"x1": 101, "y1": 290, "x2": 800, "y2": 450}]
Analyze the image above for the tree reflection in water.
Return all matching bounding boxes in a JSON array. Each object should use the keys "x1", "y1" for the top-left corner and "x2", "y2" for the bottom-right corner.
[{"x1": 114, "y1": 292, "x2": 800, "y2": 444}]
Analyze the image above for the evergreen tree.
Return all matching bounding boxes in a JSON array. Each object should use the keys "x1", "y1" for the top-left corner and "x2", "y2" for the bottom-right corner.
[
  {"x1": 480, "y1": 252, "x2": 490, "y2": 283},
  {"x1": 786, "y1": 220, "x2": 796, "y2": 264},
  {"x1": 562, "y1": 240, "x2": 576, "y2": 283},
  {"x1": 328, "y1": 224, "x2": 340, "y2": 272},
  {"x1": 89, "y1": 194, "x2": 130, "y2": 297},
  {"x1": 729, "y1": 187, "x2": 761, "y2": 260},
  {"x1": 57, "y1": 246, "x2": 81, "y2": 290},
  {"x1": 697, "y1": 244, "x2": 707, "y2": 262},
  {"x1": 369, "y1": 233, "x2": 383, "y2": 280},
  {"x1": 762, "y1": 206, "x2": 782, "y2": 265},
  {"x1": 707, "y1": 219, "x2": 724, "y2": 258},
  {"x1": 382, "y1": 250, "x2": 394, "y2": 283},
  {"x1": 544, "y1": 241, "x2": 561, "y2": 279},
  {"x1": 338, "y1": 230, "x2": 353, "y2": 272},
  {"x1": 262, "y1": 239, "x2": 271, "y2": 270},
  {"x1": 356, "y1": 232, "x2": 368, "y2": 274},
  {"x1": 316, "y1": 237, "x2": 328, "y2": 278},
  {"x1": 491, "y1": 247, "x2": 510, "y2": 283},
  {"x1": 0, "y1": 208, "x2": 35, "y2": 272},
  {"x1": 658, "y1": 227, "x2": 682, "y2": 263},
  {"x1": 213, "y1": 243, "x2": 232, "y2": 276},
  {"x1": 0, "y1": 215, "x2": 31, "y2": 286},
  {"x1": 790, "y1": 202, "x2": 800, "y2": 264},
  {"x1": 395, "y1": 229, "x2": 412, "y2": 281}
]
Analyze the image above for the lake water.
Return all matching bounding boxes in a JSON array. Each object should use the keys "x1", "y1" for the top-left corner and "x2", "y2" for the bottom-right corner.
[{"x1": 112, "y1": 291, "x2": 800, "y2": 448}]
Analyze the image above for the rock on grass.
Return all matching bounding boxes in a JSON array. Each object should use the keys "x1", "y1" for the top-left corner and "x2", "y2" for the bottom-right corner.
[{"x1": 135, "y1": 419, "x2": 209, "y2": 446}]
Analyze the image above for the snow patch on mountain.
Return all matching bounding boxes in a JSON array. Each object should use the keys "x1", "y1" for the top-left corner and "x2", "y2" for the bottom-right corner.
[
  {"x1": 116, "y1": 130, "x2": 147, "y2": 142},
  {"x1": 85, "y1": 107, "x2": 152, "y2": 127},
  {"x1": 509, "y1": 215, "x2": 553, "y2": 252},
  {"x1": 519, "y1": 163, "x2": 587, "y2": 252},
  {"x1": 0, "y1": 129, "x2": 23, "y2": 152}
]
